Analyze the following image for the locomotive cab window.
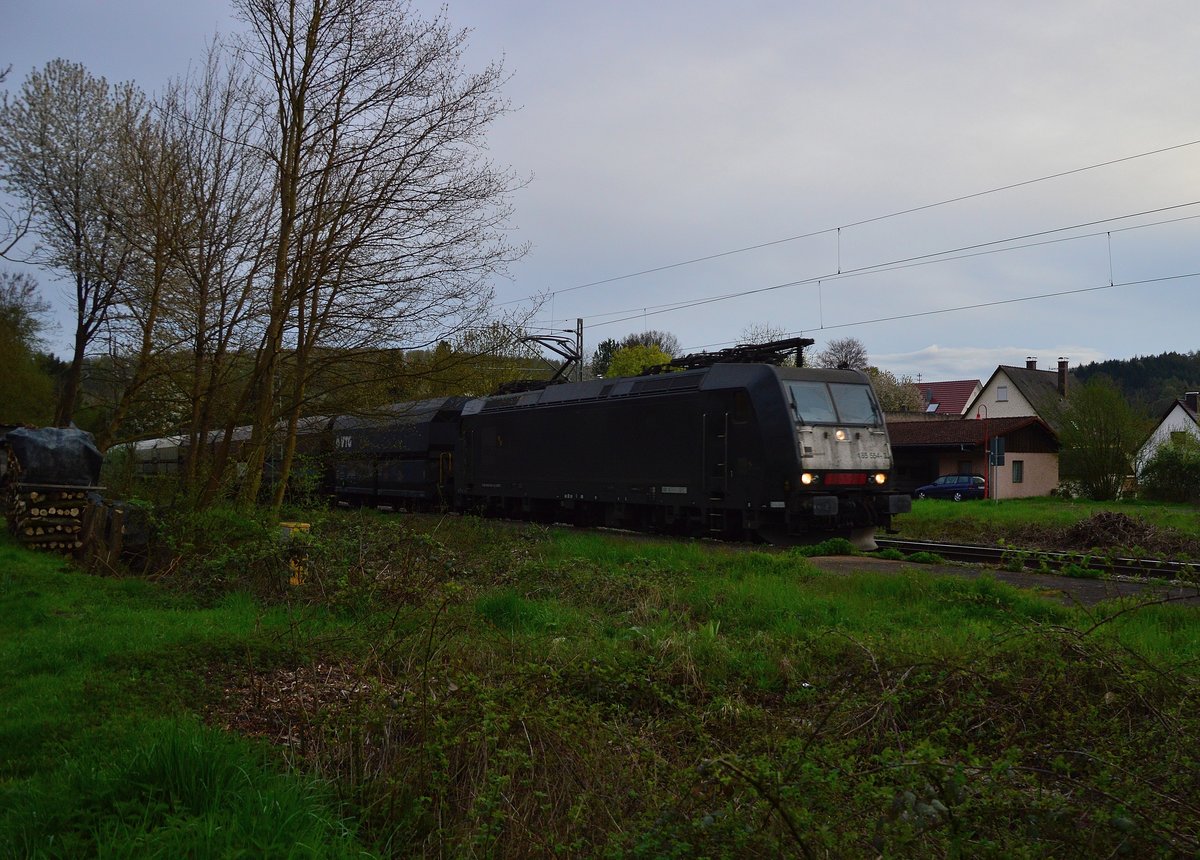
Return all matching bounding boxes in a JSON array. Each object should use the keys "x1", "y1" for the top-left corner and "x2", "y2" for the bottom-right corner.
[
  {"x1": 786, "y1": 381, "x2": 838, "y2": 424},
  {"x1": 786, "y1": 381, "x2": 880, "y2": 426},
  {"x1": 828, "y1": 383, "x2": 880, "y2": 425}
]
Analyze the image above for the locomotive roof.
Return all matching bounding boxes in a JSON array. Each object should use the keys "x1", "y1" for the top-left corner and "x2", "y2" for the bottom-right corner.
[{"x1": 464, "y1": 363, "x2": 871, "y2": 415}]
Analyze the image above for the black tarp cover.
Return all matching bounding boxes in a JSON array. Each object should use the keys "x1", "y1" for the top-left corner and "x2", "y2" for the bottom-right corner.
[{"x1": 6, "y1": 427, "x2": 103, "y2": 486}]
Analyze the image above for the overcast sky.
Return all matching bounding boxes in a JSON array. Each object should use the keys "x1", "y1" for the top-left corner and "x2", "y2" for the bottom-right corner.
[{"x1": 5, "y1": 0, "x2": 1200, "y2": 384}]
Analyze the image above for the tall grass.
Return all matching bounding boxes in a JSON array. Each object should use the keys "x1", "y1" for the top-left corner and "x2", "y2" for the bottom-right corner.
[
  {"x1": 0, "y1": 533, "x2": 371, "y2": 857},
  {"x1": 1, "y1": 719, "x2": 365, "y2": 858}
]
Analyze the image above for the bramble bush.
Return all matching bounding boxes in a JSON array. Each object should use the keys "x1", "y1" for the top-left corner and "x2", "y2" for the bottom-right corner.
[{"x1": 155, "y1": 505, "x2": 288, "y2": 599}]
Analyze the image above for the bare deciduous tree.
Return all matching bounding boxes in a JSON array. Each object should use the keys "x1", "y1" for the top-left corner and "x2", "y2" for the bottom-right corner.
[
  {"x1": 815, "y1": 336, "x2": 869, "y2": 371},
  {"x1": 740, "y1": 322, "x2": 788, "y2": 344},
  {"x1": 231, "y1": 0, "x2": 526, "y2": 507},
  {"x1": 740, "y1": 322, "x2": 796, "y2": 365},
  {"x1": 93, "y1": 100, "x2": 194, "y2": 448},
  {"x1": 621, "y1": 329, "x2": 681, "y2": 357},
  {"x1": 156, "y1": 45, "x2": 275, "y2": 489},
  {"x1": 0, "y1": 65, "x2": 27, "y2": 259}
]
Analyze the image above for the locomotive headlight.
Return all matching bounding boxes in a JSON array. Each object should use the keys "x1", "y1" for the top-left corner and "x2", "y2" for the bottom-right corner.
[
  {"x1": 801, "y1": 472, "x2": 816, "y2": 485},
  {"x1": 834, "y1": 429, "x2": 847, "y2": 442},
  {"x1": 873, "y1": 472, "x2": 887, "y2": 485}
]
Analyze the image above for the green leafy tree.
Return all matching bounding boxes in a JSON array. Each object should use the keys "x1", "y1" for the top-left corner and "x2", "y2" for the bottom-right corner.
[
  {"x1": 0, "y1": 270, "x2": 55, "y2": 424},
  {"x1": 867, "y1": 366, "x2": 923, "y2": 412},
  {"x1": 592, "y1": 331, "x2": 680, "y2": 378},
  {"x1": 590, "y1": 338, "x2": 620, "y2": 377},
  {"x1": 1055, "y1": 377, "x2": 1149, "y2": 500},
  {"x1": 607, "y1": 344, "x2": 671, "y2": 378}
]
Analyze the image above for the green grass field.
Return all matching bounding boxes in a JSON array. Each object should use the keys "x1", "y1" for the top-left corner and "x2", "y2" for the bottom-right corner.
[
  {"x1": 2, "y1": 509, "x2": 1199, "y2": 857},
  {"x1": 893, "y1": 495, "x2": 1200, "y2": 553}
]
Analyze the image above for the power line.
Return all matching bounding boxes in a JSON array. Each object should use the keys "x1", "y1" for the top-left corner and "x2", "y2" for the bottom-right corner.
[{"x1": 498, "y1": 137, "x2": 1200, "y2": 308}]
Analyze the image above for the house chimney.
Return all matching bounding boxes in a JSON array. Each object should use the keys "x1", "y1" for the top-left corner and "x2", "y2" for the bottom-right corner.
[
  {"x1": 1186, "y1": 391, "x2": 1199, "y2": 413},
  {"x1": 1057, "y1": 357, "x2": 1069, "y2": 397},
  {"x1": 1026, "y1": 356, "x2": 1037, "y2": 370}
]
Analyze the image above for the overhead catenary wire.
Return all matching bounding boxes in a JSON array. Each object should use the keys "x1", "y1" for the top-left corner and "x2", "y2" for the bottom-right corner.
[
  {"x1": 498, "y1": 137, "x2": 1200, "y2": 308},
  {"x1": 798, "y1": 272, "x2": 1200, "y2": 336},
  {"x1": 584, "y1": 201, "x2": 1200, "y2": 329},
  {"x1": 682, "y1": 271, "x2": 1200, "y2": 353}
]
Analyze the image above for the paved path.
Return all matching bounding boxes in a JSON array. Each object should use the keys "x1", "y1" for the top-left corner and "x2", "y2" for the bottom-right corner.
[{"x1": 807, "y1": 555, "x2": 1200, "y2": 607}]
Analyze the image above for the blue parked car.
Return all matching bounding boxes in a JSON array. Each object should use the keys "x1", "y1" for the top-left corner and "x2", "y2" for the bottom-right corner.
[{"x1": 914, "y1": 474, "x2": 986, "y2": 501}]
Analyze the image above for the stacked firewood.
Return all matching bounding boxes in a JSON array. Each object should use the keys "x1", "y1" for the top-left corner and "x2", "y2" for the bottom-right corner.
[{"x1": 5, "y1": 485, "x2": 91, "y2": 552}]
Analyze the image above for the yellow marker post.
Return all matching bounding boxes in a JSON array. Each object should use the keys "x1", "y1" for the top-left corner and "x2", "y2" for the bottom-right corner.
[{"x1": 279, "y1": 521, "x2": 311, "y2": 586}]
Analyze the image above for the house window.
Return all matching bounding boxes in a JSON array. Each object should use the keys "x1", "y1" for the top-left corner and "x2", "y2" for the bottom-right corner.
[
  {"x1": 1171, "y1": 430, "x2": 1189, "y2": 445},
  {"x1": 1012, "y1": 459, "x2": 1024, "y2": 484},
  {"x1": 996, "y1": 385, "x2": 1008, "y2": 402}
]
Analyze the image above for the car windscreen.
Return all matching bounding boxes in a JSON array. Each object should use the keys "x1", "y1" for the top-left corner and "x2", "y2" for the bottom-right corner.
[{"x1": 786, "y1": 381, "x2": 881, "y2": 426}]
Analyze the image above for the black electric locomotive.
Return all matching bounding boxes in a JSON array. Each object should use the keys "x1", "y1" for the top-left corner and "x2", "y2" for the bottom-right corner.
[
  {"x1": 451, "y1": 362, "x2": 907, "y2": 545},
  {"x1": 328, "y1": 340, "x2": 909, "y2": 546}
]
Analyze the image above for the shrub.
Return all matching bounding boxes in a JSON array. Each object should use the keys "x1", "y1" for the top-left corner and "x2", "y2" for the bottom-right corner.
[
  {"x1": 155, "y1": 505, "x2": 288, "y2": 598},
  {"x1": 1139, "y1": 435, "x2": 1200, "y2": 503},
  {"x1": 789, "y1": 537, "x2": 859, "y2": 557}
]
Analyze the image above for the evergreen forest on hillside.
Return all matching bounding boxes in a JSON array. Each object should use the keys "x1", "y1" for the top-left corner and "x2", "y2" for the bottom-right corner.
[{"x1": 1073, "y1": 350, "x2": 1200, "y2": 415}]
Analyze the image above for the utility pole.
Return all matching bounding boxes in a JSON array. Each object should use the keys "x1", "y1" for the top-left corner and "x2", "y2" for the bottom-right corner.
[{"x1": 576, "y1": 318, "x2": 584, "y2": 382}]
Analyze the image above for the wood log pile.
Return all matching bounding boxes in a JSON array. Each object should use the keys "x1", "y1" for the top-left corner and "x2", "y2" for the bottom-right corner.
[
  {"x1": 4, "y1": 485, "x2": 92, "y2": 553},
  {"x1": 2, "y1": 428, "x2": 111, "y2": 560}
]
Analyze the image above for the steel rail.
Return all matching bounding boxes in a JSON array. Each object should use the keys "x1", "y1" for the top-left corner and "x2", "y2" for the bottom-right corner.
[{"x1": 875, "y1": 539, "x2": 1200, "y2": 582}]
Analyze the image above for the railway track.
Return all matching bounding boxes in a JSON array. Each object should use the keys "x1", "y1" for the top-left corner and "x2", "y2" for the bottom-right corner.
[{"x1": 875, "y1": 538, "x2": 1200, "y2": 582}]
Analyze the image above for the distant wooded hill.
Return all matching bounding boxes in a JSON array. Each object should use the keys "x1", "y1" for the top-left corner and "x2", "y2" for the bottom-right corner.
[{"x1": 1073, "y1": 350, "x2": 1200, "y2": 415}]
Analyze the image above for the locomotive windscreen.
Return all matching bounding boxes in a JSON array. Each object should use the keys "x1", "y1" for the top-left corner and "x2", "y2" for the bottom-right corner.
[
  {"x1": 827, "y1": 383, "x2": 880, "y2": 424},
  {"x1": 786, "y1": 381, "x2": 880, "y2": 426}
]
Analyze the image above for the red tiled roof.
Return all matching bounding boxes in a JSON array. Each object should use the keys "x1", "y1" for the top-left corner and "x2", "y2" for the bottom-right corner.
[
  {"x1": 918, "y1": 380, "x2": 981, "y2": 415},
  {"x1": 887, "y1": 416, "x2": 1050, "y2": 446}
]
